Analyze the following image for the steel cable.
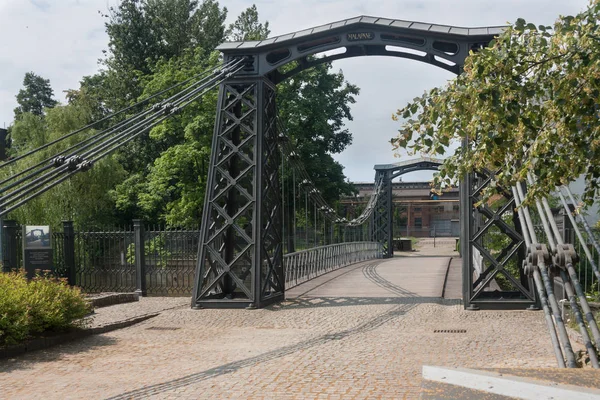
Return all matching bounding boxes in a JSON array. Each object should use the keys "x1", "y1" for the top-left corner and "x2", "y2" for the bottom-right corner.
[
  {"x1": 0, "y1": 58, "x2": 245, "y2": 195},
  {"x1": 0, "y1": 82, "x2": 219, "y2": 215},
  {"x1": 275, "y1": 116, "x2": 383, "y2": 227},
  {"x1": 512, "y1": 185, "x2": 565, "y2": 368},
  {"x1": 513, "y1": 183, "x2": 577, "y2": 368},
  {"x1": 0, "y1": 61, "x2": 245, "y2": 216},
  {"x1": 524, "y1": 181, "x2": 578, "y2": 368},
  {"x1": 558, "y1": 188, "x2": 600, "y2": 281},
  {"x1": 526, "y1": 174, "x2": 600, "y2": 366},
  {"x1": 0, "y1": 58, "x2": 238, "y2": 170},
  {"x1": 563, "y1": 186, "x2": 600, "y2": 271}
]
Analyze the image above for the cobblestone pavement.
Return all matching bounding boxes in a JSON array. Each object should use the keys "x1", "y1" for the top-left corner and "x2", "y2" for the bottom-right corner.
[
  {"x1": 85, "y1": 297, "x2": 190, "y2": 329},
  {"x1": 0, "y1": 257, "x2": 560, "y2": 400}
]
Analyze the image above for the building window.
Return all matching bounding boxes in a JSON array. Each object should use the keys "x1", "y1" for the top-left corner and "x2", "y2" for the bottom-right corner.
[
  {"x1": 453, "y1": 205, "x2": 459, "y2": 211},
  {"x1": 414, "y1": 207, "x2": 422, "y2": 212},
  {"x1": 414, "y1": 217, "x2": 422, "y2": 228}
]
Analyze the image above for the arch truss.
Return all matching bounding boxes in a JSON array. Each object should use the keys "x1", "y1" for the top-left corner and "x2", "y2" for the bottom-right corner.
[
  {"x1": 372, "y1": 157, "x2": 443, "y2": 258},
  {"x1": 193, "y1": 16, "x2": 535, "y2": 310}
]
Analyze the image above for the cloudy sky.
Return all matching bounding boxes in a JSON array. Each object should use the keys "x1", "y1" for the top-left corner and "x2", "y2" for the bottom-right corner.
[{"x1": 0, "y1": 0, "x2": 589, "y2": 183}]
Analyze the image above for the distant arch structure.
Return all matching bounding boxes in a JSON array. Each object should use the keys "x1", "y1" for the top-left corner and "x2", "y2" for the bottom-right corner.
[
  {"x1": 193, "y1": 16, "x2": 535, "y2": 312},
  {"x1": 374, "y1": 156, "x2": 444, "y2": 180},
  {"x1": 218, "y1": 16, "x2": 505, "y2": 82},
  {"x1": 372, "y1": 157, "x2": 445, "y2": 259}
]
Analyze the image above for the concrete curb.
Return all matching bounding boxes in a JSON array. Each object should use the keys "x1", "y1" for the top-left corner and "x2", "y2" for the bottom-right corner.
[
  {"x1": 0, "y1": 313, "x2": 159, "y2": 360},
  {"x1": 87, "y1": 292, "x2": 140, "y2": 308},
  {"x1": 422, "y1": 365, "x2": 600, "y2": 400}
]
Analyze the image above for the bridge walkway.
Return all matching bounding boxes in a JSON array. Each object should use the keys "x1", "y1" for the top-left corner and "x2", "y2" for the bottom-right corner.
[{"x1": 286, "y1": 256, "x2": 455, "y2": 300}]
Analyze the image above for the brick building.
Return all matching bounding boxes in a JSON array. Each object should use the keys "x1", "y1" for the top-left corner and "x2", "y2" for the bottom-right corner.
[{"x1": 341, "y1": 180, "x2": 460, "y2": 237}]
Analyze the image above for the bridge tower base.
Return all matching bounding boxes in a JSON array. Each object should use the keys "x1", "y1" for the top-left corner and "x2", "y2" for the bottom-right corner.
[{"x1": 192, "y1": 77, "x2": 284, "y2": 309}]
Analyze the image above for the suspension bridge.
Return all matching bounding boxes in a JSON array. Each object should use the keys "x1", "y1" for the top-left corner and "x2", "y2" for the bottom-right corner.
[{"x1": 2, "y1": 14, "x2": 600, "y2": 396}]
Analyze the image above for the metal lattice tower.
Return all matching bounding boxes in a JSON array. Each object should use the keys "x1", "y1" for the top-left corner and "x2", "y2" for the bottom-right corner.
[
  {"x1": 372, "y1": 157, "x2": 444, "y2": 258},
  {"x1": 192, "y1": 78, "x2": 284, "y2": 308},
  {"x1": 193, "y1": 16, "x2": 533, "y2": 310}
]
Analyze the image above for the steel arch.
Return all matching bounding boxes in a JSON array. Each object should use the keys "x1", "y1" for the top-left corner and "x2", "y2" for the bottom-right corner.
[{"x1": 193, "y1": 16, "x2": 533, "y2": 310}]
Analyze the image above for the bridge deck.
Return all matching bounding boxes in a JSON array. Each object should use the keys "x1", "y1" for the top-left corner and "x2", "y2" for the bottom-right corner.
[
  {"x1": 287, "y1": 256, "x2": 453, "y2": 299},
  {"x1": 1, "y1": 255, "x2": 570, "y2": 400}
]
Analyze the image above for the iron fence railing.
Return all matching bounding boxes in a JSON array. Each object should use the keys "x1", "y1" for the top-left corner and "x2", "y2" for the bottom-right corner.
[
  {"x1": 52, "y1": 232, "x2": 67, "y2": 277},
  {"x1": 394, "y1": 226, "x2": 457, "y2": 238},
  {"x1": 565, "y1": 227, "x2": 600, "y2": 296},
  {"x1": 284, "y1": 241, "x2": 381, "y2": 289},
  {"x1": 75, "y1": 229, "x2": 136, "y2": 293},
  {"x1": 3, "y1": 222, "x2": 383, "y2": 297},
  {"x1": 144, "y1": 227, "x2": 199, "y2": 296}
]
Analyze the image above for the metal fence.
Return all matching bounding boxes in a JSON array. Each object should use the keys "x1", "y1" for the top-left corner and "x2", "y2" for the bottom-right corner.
[
  {"x1": 74, "y1": 228, "x2": 136, "y2": 293},
  {"x1": 564, "y1": 227, "x2": 600, "y2": 296},
  {"x1": 284, "y1": 242, "x2": 381, "y2": 289},
  {"x1": 2, "y1": 221, "x2": 383, "y2": 297},
  {"x1": 144, "y1": 227, "x2": 199, "y2": 296}
]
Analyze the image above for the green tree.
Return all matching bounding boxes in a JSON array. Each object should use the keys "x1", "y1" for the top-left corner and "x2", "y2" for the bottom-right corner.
[
  {"x1": 110, "y1": 48, "x2": 220, "y2": 226},
  {"x1": 392, "y1": 0, "x2": 600, "y2": 206},
  {"x1": 90, "y1": 0, "x2": 228, "y2": 177},
  {"x1": 99, "y1": 0, "x2": 228, "y2": 110},
  {"x1": 110, "y1": 6, "x2": 360, "y2": 227},
  {"x1": 13, "y1": 72, "x2": 58, "y2": 119},
  {"x1": 227, "y1": 4, "x2": 270, "y2": 41},
  {"x1": 3, "y1": 96, "x2": 126, "y2": 229},
  {"x1": 8, "y1": 113, "x2": 46, "y2": 153},
  {"x1": 278, "y1": 63, "x2": 359, "y2": 202}
]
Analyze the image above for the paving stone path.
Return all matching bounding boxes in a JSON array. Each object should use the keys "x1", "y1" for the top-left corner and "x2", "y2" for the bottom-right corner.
[{"x1": 0, "y1": 256, "x2": 559, "y2": 399}]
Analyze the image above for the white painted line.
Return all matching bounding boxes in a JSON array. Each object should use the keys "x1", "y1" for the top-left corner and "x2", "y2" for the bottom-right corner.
[{"x1": 422, "y1": 366, "x2": 600, "y2": 400}]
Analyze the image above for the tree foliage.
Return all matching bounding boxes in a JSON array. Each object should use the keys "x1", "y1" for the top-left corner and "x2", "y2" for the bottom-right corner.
[
  {"x1": 5, "y1": 2, "x2": 360, "y2": 230},
  {"x1": 110, "y1": 48, "x2": 220, "y2": 226},
  {"x1": 103, "y1": 0, "x2": 227, "y2": 74},
  {"x1": 392, "y1": 0, "x2": 600, "y2": 206},
  {"x1": 14, "y1": 72, "x2": 57, "y2": 119},
  {"x1": 99, "y1": 0, "x2": 228, "y2": 110},
  {"x1": 227, "y1": 4, "x2": 270, "y2": 41},
  {"x1": 278, "y1": 64, "x2": 359, "y2": 202},
  {"x1": 4, "y1": 96, "x2": 126, "y2": 230}
]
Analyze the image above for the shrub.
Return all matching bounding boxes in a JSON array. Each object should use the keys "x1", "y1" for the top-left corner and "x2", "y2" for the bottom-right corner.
[{"x1": 0, "y1": 270, "x2": 92, "y2": 346}]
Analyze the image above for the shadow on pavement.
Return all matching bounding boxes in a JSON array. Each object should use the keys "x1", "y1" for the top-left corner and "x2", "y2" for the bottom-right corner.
[{"x1": 0, "y1": 335, "x2": 118, "y2": 373}]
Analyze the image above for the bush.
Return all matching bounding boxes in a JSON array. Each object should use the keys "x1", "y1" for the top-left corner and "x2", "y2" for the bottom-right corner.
[{"x1": 0, "y1": 270, "x2": 92, "y2": 346}]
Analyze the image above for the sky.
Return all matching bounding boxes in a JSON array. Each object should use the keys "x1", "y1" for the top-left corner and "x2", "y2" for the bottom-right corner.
[{"x1": 0, "y1": 0, "x2": 590, "y2": 184}]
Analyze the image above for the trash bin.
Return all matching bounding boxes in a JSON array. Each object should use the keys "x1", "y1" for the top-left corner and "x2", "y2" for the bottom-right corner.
[{"x1": 400, "y1": 238, "x2": 412, "y2": 252}]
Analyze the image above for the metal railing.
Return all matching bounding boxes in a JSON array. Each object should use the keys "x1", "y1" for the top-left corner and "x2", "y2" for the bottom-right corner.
[
  {"x1": 74, "y1": 228, "x2": 136, "y2": 293},
  {"x1": 284, "y1": 241, "x2": 381, "y2": 289},
  {"x1": 3, "y1": 222, "x2": 381, "y2": 296},
  {"x1": 144, "y1": 227, "x2": 199, "y2": 296},
  {"x1": 565, "y1": 227, "x2": 600, "y2": 296}
]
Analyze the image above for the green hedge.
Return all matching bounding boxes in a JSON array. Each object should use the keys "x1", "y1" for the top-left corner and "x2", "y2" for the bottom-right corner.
[{"x1": 0, "y1": 270, "x2": 92, "y2": 346}]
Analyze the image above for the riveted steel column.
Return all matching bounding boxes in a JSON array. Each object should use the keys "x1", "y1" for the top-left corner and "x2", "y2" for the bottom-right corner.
[
  {"x1": 385, "y1": 171, "x2": 393, "y2": 258},
  {"x1": 460, "y1": 172, "x2": 474, "y2": 309},
  {"x1": 372, "y1": 170, "x2": 392, "y2": 258},
  {"x1": 63, "y1": 220, "x2": 76, "y2": 286},
  {"x1": 193, "y1": 76, "x2": 283, "y2": 309}
]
